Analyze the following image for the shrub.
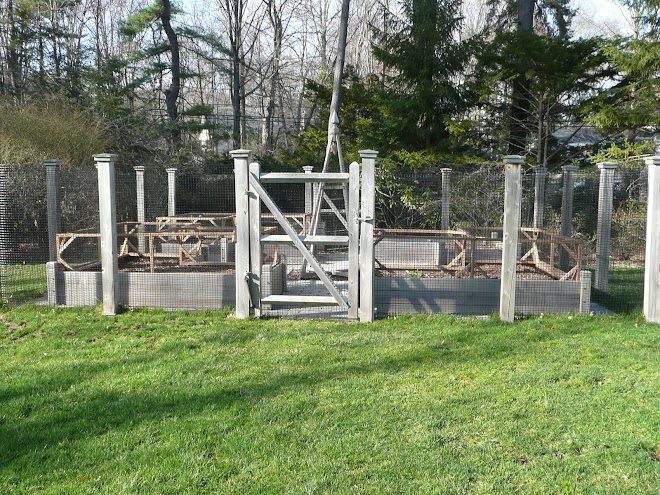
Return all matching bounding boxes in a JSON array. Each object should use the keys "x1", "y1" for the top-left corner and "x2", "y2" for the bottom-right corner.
[{"x1": 0, "y1": 98, "x2": 111, "y2": 166}]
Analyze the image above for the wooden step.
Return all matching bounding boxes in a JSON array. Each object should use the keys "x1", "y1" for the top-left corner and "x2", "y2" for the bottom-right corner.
[
  {"x1": 261, "y1": 295, "x2": 346, "y2": 306},
  {"x1": 261, "y1": 234, "x2": 349, "y2": 245},
  {"x1": 259, "y1": 172, "x2": 349, "y2": 184}
]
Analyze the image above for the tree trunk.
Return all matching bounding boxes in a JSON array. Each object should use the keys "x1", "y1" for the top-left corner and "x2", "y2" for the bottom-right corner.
[
  {"x1": 161, "y1": 0, "x2": 180, "y2": 123},
  {"x1": 328, "y1": 0, "x2": 350, "y2": 127}
]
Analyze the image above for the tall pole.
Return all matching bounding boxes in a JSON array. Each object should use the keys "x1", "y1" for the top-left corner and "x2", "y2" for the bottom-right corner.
[
  {"x1": 500, "y1": 155, "x2": 524, "y2": 322},
  {"x1": 45, "y1": 159, "x2": 62, "y2": 262},
  {"x1": 594, "y1": 162, "x2": 617, "y2": 292},
  {"x1": 644, "y1": 157, "x2": 660, "y2": 323},
  {"x1": 95, "y1": 154, "x2": 119, "y2": 316}
]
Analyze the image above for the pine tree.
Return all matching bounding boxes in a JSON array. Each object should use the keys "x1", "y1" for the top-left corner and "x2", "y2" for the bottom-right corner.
[{"x1": 372, "y1": 0, "x2": 470, "y2": 149}]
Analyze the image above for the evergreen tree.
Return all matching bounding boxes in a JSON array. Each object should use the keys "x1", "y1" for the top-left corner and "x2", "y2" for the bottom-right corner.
[
  {"x1": 591, "y1": 1, "x2": 660, "y2": 136},
  {"x1": 372, "y1": 0, "x2": 470, "y2": 149}
]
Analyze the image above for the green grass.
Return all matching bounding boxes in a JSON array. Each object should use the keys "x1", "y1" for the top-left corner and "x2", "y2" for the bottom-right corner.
[
  {"x1": 592, "y1": 267, "x2": 645, "y2": 314},
  {"x1": 1, "y1": 307, "x2": 659, "y2": 494},
  {"x1": 1, "y1": 264, "x2": 47, "y2": 304}
]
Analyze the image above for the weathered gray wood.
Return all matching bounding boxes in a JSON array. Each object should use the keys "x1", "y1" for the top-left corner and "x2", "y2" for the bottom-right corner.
[
  {"x1": 166, "y1": 167, "x2": 177, "y2": 216},
  {"x1": 560, "y1": 165, "x2": 579, "y2": 271},
  {"x1": 95, "y1": 153, "x2": 119, "y2": 315},
  {"x1": 594, "y1": 162, "x2": 617, "y2": 292},
  {"x1": 249, "y1": 161, "x2": 261, "y2": 317},
  {"x1": 533, "y1": 166, "x2": 547, "y2": 229},
  {"x1": 441, "y1": 168, "x2": 451, "y2": 231},
  {"x1": 46, "y1": 261, "x2": 58, "y2": 305},
  {"x1": 231, "y1": 149, "x2": 251, "y2": 319},
  {"x1": 45, "y1": 159, "x2": 62, "y2": 262},
  {"x1": 579, "y1": 270, "x2": 592, "y2": 314},
  {"x1": 261, "y1": 234, "x2": 349, "y2": 245},
  {"x1": 500, "y1": 155, "x2": 523, "y2": 322},
  {"x1": 261, "y1": 294, "x2": 342, "y2": 306},
  {"x1": 0, "y1": 164, "x2": 7, "y2": 303},
  {"x1": 249, "y1": 171, "x2": 347, "y2": 308},
  {"x1": 644, "y1": 157, "x2": 660, "y2": 323},
  {"x1": 348, "y1": 161, "x2": 360, "y2": 319},
  {"x1": 303, "y1": 166, "x2": 314, "y2": 218},
  {"x1": 359, "y1": 150, "x2": 377, "y2": 322},
  {"x1": 134, "y1": 166, "x2": 146, "y2": 253},
  {"x1": 259, "y1": 172, "x2": 349, "y2": 183}
]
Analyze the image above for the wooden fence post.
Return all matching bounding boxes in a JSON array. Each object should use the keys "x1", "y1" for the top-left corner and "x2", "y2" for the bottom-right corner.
[
  {"x1": 231, "y1": 149, "x2": 252, "y2": 319},
  {"x1": 441, "y1": 167, "x2": 451, "y2": 231},
  {"x1": 594, "y1": 162, "x2": 617, "y2": 292},
  {"x1": 348, "y1": 161, "x2": 360, "y2": 319},
  {"x1": 45, "y1": 159, "x2": 62, "y2": 262},
  {"x1": 500, "y1": 155, "x2": 524, "y2": 322},
  {"x1": 560, "y1": 165, "x2": 579, "y2": 271},
  {"x1": 359, "y1": 150, "x2": 377, "y2": 322},
  {"x1": 644, "y1": 157, "x2": 660, "y2": 323},
  {"x1": 248, "y1": 161, "x2": 261, "y2": 318},
  {"x1": 166, "y1": 167, "x2": 177, "y2": 217},
  {"x1": 533, "y1": 166, "x2": 547, "y2": 229},
  {"x1": 134, "y1": 166, "x2": 146, "y2": 254},
  {"x1": 95, "y1": 154, "x2": 119, "y2": 316},
  {"x1": 0, "y1": 164, "x2": 8, "y2": 304}
]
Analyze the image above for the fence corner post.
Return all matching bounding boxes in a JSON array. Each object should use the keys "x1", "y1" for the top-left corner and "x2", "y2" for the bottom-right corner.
[
  {"x1": 500, "y1": 155, "x2": 524, "y2": 322},
  {"x1": 166, "y1": 167, "x2": 177, "y2": 217},
  {"x1": 533, "y1": 166, "x2": 547, "y2": 229},
  {"x1": 644, "y1": 157, "x2": 660, "y2": 323},
  {"x1": 594, "y1": 162, "x2": 617, "y2": 292},
  {"x1": 231, "y1": 149, "x2": 252, "y2": 319},
  {"x1": 560, "y1": 165, "x2": 579, "y2": 271},
  {"x1": 46, "y1": 261, "x2": 58, "y2": 306},
  {"x1": 359, "y1": 149, "x2": 378, "y2": 323},
  {"x1": 134, "y1": 166, "x2": 146, "y2": 254},
  {"x1": 579, "y1": 270, "x2": 592, "y2": 315},
  {"x1": 44, "y1": 159, "x2": 62, "y2": 262},
  {"x1": 94, "y1": 153, "x2": 119, "y2": 316},
  {"x1": 0, "y1": 164, "x2": 9, "y2": 304},
  {"x1": 441, "y1": 167, "x2": 452, "y2": 231}
]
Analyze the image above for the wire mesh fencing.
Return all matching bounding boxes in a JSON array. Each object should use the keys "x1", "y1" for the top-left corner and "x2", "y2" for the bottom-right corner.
[{"x1": 0, "y1": 158, "x2": 651, "y2": 318}]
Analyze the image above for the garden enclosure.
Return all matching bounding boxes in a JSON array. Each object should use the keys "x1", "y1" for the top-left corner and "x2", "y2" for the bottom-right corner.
[{"x1": 0, "y1": 153, "x2": 654, "y2": 319}]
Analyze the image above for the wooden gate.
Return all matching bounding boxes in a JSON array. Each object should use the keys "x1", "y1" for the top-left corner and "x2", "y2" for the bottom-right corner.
[{"x1": 231, "y1": 150, "x2": 377, "y2": 321}]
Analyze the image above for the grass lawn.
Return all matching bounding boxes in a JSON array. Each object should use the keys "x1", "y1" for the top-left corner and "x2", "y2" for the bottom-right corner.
[
  {"x1": 1, "y1": 307, "x2": 659, "y2": 494},
  {"x1": 592, "y1": 267, "x2": 645, "y2": 315},
  {"x1": 1, "y1": 263, "x2": 47, "y2": 304}
]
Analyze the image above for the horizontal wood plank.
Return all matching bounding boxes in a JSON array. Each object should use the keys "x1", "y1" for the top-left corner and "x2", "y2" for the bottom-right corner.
[{"x1": 259, "y1": 172, "x2": 349, "y2": 184}]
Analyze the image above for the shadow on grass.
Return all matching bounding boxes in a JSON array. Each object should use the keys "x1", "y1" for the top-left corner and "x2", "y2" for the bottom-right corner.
[
  {"x1": 0, "y1": 314, "x2": 609, "y2": 470},
  {"x1": 592, "y1": 267, "x2": 644, "y2": 314}
]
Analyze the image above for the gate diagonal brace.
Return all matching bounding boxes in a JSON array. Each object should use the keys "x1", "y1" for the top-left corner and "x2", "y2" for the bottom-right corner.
[{"x1": 248, "y1": 172, "x2": 348, "y2": 309}]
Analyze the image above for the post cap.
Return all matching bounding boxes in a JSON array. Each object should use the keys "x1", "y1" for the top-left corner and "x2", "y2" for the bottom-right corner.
[
  {"x1": 302, "y1": 166, "x2": 314, "y2": 172},
  {"x1": 133, "y1": 166, "x2": 145, "y2": 172},
  {"x1": 440, "y1": 168, "x2": 452, "y2": 173},
  {"x1": 44, "y1": 159, "x2": 62, "y2": 167},
  {"x1": 166, "y1": 167, "x2": 177, "y2": 173},
  {"x1": 229, "y1": 149, "x2": 252, "y2": 159},
  {"x1": 93, "y1": 153, "x2": 119, "y2": 162},
  {"x1": 562, "y1": 165, "x2": 580, "y2": 172},
  {"x1": 503, "y1": 155, "x2": 525, "y2": 164},
  {"x1": 534, "y1": 166, "x2": 547, "y2": 173},
  {"x1": 597, "y1": 162, "x2": 617, "y2": 170},
  {"x1": 358, "y1": 149, "x2": 379, "y2": 159},
  {"x1": 645, "y1": 156, "x2": 660, "y2": 167}
]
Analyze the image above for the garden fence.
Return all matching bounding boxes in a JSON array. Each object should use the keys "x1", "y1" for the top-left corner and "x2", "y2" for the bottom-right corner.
[{"x1": 0, "y1": 158, "x2": 648, "y2": 318}]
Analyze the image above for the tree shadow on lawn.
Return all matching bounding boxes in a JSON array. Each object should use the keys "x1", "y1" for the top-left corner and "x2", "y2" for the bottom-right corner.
[{"x1": 0, "y1": 316, "x2": 607, "y2": 471}]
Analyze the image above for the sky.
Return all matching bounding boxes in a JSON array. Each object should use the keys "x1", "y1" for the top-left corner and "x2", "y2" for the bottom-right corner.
[{"x1": 572, "y1": 0, "x2": 633, "y2": 36}]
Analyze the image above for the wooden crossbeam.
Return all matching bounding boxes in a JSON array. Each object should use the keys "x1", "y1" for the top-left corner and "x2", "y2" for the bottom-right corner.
[{"x1": 248, "y1": 172, "x2": 347, "y2": 309}]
